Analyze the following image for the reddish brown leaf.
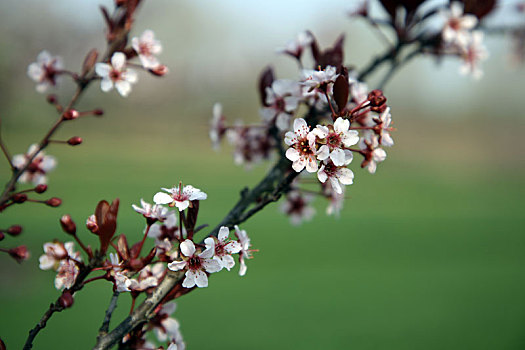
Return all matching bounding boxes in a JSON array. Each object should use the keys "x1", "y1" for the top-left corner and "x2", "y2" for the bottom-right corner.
[
  {"x1": 95, "y1": 199, "x2": 119, "y2": 254},
  {"x1": 117, "y1": 234, "x2": 130, "y2": 261},
  {"x1": 81, "y1": 49, "x2": 99, "y2": 77},
  {"x1": 462, "y1": 0, "x2": 497, "y2": 19},
  {"x1": 258, "y1": 66, "x2": 275, "y2": 107},
  {"x1": 333, "y1": 75, "x2": 349, "y2": 114}
]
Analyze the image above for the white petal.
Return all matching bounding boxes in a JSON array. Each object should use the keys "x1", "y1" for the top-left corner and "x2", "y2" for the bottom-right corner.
[
  {"x1": 221, "y1": 255, "x2": 235, "y2": 271},
  {"x1": 202, "y1": 258, "x2": 221, "y2": 273},
  {"x1": 193, "y1": 270, "x2": 208, "y2": 288},
  {"x1": 39, "y1": 255, "x2": 55, "y2": 270},
  {"x1": 217, "y1": 226, "x2": 229, "y2": 242},
  {"x1": 153, "y1": 192, "x2": 173, "y2": 205},
  {"x1": 111, "y1": 52, "x2": 126, "y2": 70},
  {"x1": 330, "y1": 148, "x2": 346, "y2": 166},
  {"x1": 122, "y1": 69, "x2": 138, "y2": 84},
  {"x1": 199, "y1": 246, "x2": 215, "y2": 259},
  {"x1": 204, "y1": 237, "x2": 215, "y2": 251},
  {"x1": 175, "y1": 200, "x2": 190, "y2": 211},
  {"x1": 285, "y1": 148, "x2": 300, "y2": 162},
  {"x1": 239, "y1": 259, "x2": 247, "y2": 276},
  {"x1": 115, "y1": 80, "x2": 131, "y2": 97},
  {"x1": 333, "y1": 117, "x2": 349, "y2": 133},
  {"x1": 317, "y1": 166, "x2": 328, "y2": 183},
  {"x1": 305, "y1": 156, "x2": 318, "y2": 173},
  {"x1": 100, "y1": 78, "x2": 113, "y2": 92},
  {"x1": 225, "y1": 241, "x2": 242, "y2": 254},
  {"x1": 316, "y1": 145, "x2": 329, "y2": 161},
  {"x1": 337, "y1": 168, "x2": 354, "y2": 185},
  {"x1": 167, "y1": 260, "x2": 186, "y2": 271},
  {"x1": 95, "y1": 63, "x2": 111, "y2": 78},
  {"x1": 182, "y1": 270, "x2": 196, "y2": 288},
  {"x1": 284, "y1": 131, "x2": 296, "y2": 146},
  {"x1": 312, "y1": 125, "x2": 329, "y2": 139},
  {"x1": 292, "y1": 158, "x2": 306, "y2": 172},
  {"x1": 293, "y1": 118, "x2": 307, "y2": 135},
  {"x1": 180, "y1": 240, "x2": 195, "y2": 257},
  {"x1": 329, "y1": 177, "x2": 343, "y2": 194},
  {"x1": 343, "y1": 130, "x2": 360, "y2": 147}
]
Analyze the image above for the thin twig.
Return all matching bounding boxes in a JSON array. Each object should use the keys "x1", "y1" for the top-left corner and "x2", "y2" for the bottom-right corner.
[
  {"x1": 97, "y1": 291, "x2": 120, "y2": 339},
  {"x1": 0, "y1": 117, "x2": 14, "y2": 170}
]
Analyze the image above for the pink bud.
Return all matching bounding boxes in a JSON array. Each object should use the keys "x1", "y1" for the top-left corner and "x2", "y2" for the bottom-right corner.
[
  {"x1": 35, "y1": 184, "x2": 48, "y2": 193},
  {"x1": 93, "y1": 109, "x2": 104, "y2": 116},
  {"x1": 0, "y1": 232, "x2": 4, "y2": 241},
  {"x1": 46, "y1": 94, "x2": 58, "y2": 104},
  {"x1": 7, "y1": 225, "x2": 23, "y2": 236},
  {"x1": 46, "y1": 197, "x2": 62, "y2": 207},
  {"x1": 67, "y1": 137, "x2": 83, "y2": 146},
  {"x1": 58, "y1": 291, "x2": 74, "y2": 309},
  {"x1": 60, "y1": 215, "x2": 77, "y2": 235},
  {"x1": 63, "y1": 109, "x2": 79, "y2": 120},
  {"x1": 8, "y1": 245, "x2": 30, "y2": 263},
  {"x1": 149, "y1": 65, "x2": 169, "y2": 77}
]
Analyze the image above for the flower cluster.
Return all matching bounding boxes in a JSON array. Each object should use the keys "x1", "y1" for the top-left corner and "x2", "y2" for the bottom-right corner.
[
  {"x1": 440, "y1": 2, "x2": 488, "y2": 79},
  {"x1": 210, "y1": 31, "x2": 394, "y2": 220},
  {"x1": 94, "y1": 30, "x2": 167, "y2": 97},
  {"x1": 39, "y1": 241, "x2": 82, "y2": 290},
  {"x1": 12, "y1": 144, "x2": 57, "y2": 185}
]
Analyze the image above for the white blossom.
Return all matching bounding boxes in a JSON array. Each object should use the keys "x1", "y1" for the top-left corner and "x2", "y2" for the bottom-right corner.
[
  {"x1": 154, "y1": 184, "x2": 207, "y2": 211},
  {"x1": 234, "y1": 225, "x2": 252, "y2": 276},
  {"x1": 441, "y1": 2, "x2": 478, "y2": 48},
  {"x1": 132, "y1": 199, "x2": 168, "y2": 221},
  {"x1": 167, "y1": 240, "x2": 221, "y2": 288},
  {"x1": 459, "y1": 31, "x2": 489, "y2": 80},
  {"x1": 204, "y1": 226, "x2": 242, "y2": 271},
  {"x1": 314, "y1": 117, "x2": 359, "y2": 166},
  {"x1": 27, "y1": 50, "x2": 63, "y2": 93},
  {"x1": 95, "y1": 52, "x2": 138, "y2": 97},
  {"x1": 278, "y1": 31, "x2": 312, "y2": 58},
  {"x1": 55, "y1": 259, "x2": 79, "y2": 290},
  {"x1": 131, "y1": 30, "x2": 163, "y2": 69},
  {"x1": 280, "y1": 191, "x2": 315, "y2": 225},
  {"x1": 317, "y1": 161, "x2": 354, "y2": 194},
  {"x1": 261, "y1": 79, "x2": 302, "y2": 131},
  {"x1": 285, "y1": 118, "x2": 318, "y2": 173},
  {"x1": 12, "y1": 144, "x2": 56, "y2": 185}
]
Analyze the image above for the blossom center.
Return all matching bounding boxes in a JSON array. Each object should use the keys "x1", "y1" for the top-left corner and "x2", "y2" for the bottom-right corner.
[
  {"x1": 188, "y1": 256, "x2": 202, "y2": 270},
  {"x1": 109, "y1": 69, "x2": 122, "y2": 82}
]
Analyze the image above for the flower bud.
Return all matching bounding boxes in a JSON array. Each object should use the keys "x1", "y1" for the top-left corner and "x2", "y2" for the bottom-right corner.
[
  {"x1": 7, "y1": 225, "x2": 23, "y2": 236},
  {"x1": 93, "y1": 108, "x2": 104, "y2": 116},
  {"x1": 47, "y1": 94, "x2": 58, "y2": 105},
  {"x1": 67, "y1": 137, "x2": 83, "y2": 146},
  {"x1": 63, "y1": 109, "x2": 79, "y2": 120},
  {"x1": 0, "y1": 232, "x2": 4, "y2": 241},
  {"x1": 12, "y1": 193, "x2": 27, "y2": 203},
  {"x1": 60, "y1": 215, "x2": 77, "y2": 236},
  {"x1": 367, "y1": 89, "x2": 386, "y2": 107},
  {"x1": 149, "y1": 65, "x2": 169, "y2": 77},
  {"x1": 8, "y1": 245, "x2": 30, "y2": 263},
  {"x1": 35, "y1": 184, "x2": 48, "y2": 193},
  {"x1": 58, "y1": 291, "x2": 74, "y2": 309},
  {"x1": 46, "y1": 197, "x2": 62, "y2": 207}
]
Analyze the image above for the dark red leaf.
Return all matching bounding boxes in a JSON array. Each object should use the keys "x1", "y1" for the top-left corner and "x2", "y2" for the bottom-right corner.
[
  {"x1": 333, "y1": 75, "x2": 349, "y2": 114},
  {"x1": 95, "y1": 199, "x2": 119, "y2": 254},
  {"x1": 258, "y1": 66, "x2": 275, "y2": 107},
  {"x1": 81, "y1": 49, "x2": 99, "y2": 77},
  {"x1": 462, "y1": 0, "x2": 497, "y2": 19},
  {"x1": 117, "y1": 234, "x2": 130, "y2": 261}
]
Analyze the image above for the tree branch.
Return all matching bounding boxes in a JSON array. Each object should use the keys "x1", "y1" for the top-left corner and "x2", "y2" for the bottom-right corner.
[
  {"x1": 97, "y1": 291, "x2": 121, "y2": 340},
  {"x1": 24, "y1": 254, "x2": 105, "y2": 350}
]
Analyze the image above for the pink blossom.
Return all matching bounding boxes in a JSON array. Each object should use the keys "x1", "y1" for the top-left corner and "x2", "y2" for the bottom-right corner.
[{"x1": 280, "y1": 191, "x2": 315, "y2": 225}]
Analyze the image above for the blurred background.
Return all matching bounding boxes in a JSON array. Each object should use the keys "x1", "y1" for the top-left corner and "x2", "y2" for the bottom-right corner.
[{"x1": 1, "y1": 0, "x2": 524, "y2": 349}]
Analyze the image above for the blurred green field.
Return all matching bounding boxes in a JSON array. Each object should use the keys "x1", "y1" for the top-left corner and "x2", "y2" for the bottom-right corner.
[{"x1": 0, "y1": 112, "x2": 524, "y2": 349}]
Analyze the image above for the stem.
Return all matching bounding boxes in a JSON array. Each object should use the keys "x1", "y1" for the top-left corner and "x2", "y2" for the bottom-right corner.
[
  {"x1": 23, "y1": 253, "x2": 105, "y2": 350},
  {"x1": 0, "y1": 118, "x2": 13, "y2": 170},
  {"x1": 97, "y1": 291, "x2": 120, "y2": 341}
]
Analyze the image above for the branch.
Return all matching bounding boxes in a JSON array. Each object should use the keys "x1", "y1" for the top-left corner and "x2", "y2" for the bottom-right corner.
[
  {"x1": 0, "y1": 117, "x2": 13, "y2": 170},
  {"x1": 97, "y1": 291, "x2": 121, "y2": 340},
  {"x1": 24, "y1": 254, "x2": 105, "y2": 350}
]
